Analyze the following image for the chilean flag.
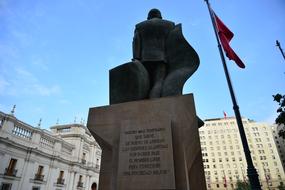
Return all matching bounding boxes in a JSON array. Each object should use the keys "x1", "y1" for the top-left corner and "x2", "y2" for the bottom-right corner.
[{"x1": 213, "y1": 11, "x2": 245, "y2": 68}]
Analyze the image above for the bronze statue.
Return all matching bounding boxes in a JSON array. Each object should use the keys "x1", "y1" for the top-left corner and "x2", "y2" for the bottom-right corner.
[
  {"x1": 132, "y1": 9, "x2": 175, "y2": 98},
  {"x1": 110, "y1": 8, "x2": 200, "y2": 103}
]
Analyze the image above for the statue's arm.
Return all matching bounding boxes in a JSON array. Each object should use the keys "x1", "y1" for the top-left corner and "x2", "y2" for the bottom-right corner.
[{"x1": 132, "y1": 28, "x2": 141, "y2": 60}]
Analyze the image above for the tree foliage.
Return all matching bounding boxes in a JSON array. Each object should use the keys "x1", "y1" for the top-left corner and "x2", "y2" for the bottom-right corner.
[
  {"x1": 277, "y1": 183, "x2": 285, "y2": 190},
  {"x1": 278, "y1": 183, "x2": 285, "y2": 190},
  {"x1": 273, "y1": 93, "x2": 285, "y2": 139},
  {"x1": 234, "y1": 180, "x2": 251, "y2": 190}
]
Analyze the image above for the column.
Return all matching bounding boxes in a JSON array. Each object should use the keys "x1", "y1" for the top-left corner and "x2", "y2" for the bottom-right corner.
[
  {"x1": 85, "y1": 175, "x2": 90, "y2": 190},
  {"x1": 72, "y1": 172, "x2": 77, "y2": 189},
  {"x1": 17, "y1": 148, "x2": 32, "y2": 190},
  {"x1": 67, "y1": 171, "x2": 74, "y2": 190}
]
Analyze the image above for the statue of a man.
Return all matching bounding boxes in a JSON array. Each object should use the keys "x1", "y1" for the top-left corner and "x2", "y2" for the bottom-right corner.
[
  {"x1": 109, "y1": 8, "x2": 203, "y2": 126},
  {"x1": 132, "y1": 9, "x2": 176, "y2": 98},
  {"x1": 110, "y1": 8, "x2": 200, "y2": 104}
]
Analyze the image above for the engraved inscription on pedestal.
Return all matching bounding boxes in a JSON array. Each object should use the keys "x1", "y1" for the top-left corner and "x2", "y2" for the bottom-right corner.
[{"x1": 117, "y1": 119, "x2": 175, "y2": 189}]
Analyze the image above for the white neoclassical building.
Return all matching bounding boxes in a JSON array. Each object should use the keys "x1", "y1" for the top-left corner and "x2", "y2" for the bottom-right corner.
[
  {"x1": 199, "y1": 117, "x2": 285, "y2": 190},
  {"x1": 0, "y1": 110, "x2": 101, "y2": 190}
]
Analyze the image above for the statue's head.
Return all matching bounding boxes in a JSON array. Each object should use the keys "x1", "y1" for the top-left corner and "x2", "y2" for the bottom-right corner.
[{"x1": 147, "y1": 8, "x2": 162, "y2": 20}]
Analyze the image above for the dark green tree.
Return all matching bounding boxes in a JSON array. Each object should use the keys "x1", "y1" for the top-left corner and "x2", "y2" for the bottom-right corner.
[
  {"x1": 278, "y1": 183, "x2": 285, "y2": 190},
  {"x1": 273, "y1": 93, "x2": 285, "y2": 139},
  {"x1": 234, "y1": 180, "x2": 251, "y2": 190}
]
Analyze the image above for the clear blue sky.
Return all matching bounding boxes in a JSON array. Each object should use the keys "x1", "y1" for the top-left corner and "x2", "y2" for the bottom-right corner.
[{"x1": 0, "y1": 0, "x2": 284, "y2": 129}]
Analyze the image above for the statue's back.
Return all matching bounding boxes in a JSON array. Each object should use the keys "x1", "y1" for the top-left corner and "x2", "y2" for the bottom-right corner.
[{"x1": 134, "y1": 18, "x2": 175, "y2": 62}]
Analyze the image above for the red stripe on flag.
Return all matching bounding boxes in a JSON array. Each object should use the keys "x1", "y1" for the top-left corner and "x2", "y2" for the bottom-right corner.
[{"x1": 213, "y1": 12, "x2": 245, "y2": 68}]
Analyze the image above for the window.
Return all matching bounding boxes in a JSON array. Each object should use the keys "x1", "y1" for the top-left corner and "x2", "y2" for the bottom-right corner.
[
  {"x1": 262, "y1": 162, "x2": 268, "y2": 167},
  {"x1": 57, "y1": 171, "x2": 64, "y2": 184},
  {"x1": 32, "y1": 187, "x2": 40, "y2": 190},
  {"x1": 59, "y1": 171, "x2": 64, "y2": 178},
  {"x1": 57, "y1": 128, "x2": 70, "y2": 133},
  {"x1": 82, "y1": 153, "x2": 86, "y2": 164},
  {"x1": 0, "y1": 118, "x2": 4, "y2": 128},
  {"x1": 5, "y1": 159, "x2": 17, "y2": 176},
  {"x1": 35, "y1": 165, "x2": 44, "y2": 181},
  {"x1": 1, "y1": 183, "x2": 12, "y2": 190},
  {"x1": 255, "y1": 138, "x2": 261, "y2": 142},
  {"x1": 37, "y1": 166, "x2": 43, "y2": 175},
  {"x1": 77, "y1": 175, "x2": 83, "y2": 187}
]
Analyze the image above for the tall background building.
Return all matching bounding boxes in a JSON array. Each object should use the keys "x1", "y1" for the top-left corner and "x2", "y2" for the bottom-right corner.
[
  {"x1": 199, "y1": 117, "x2": 285, "y2": 190},
  {"x1": 0, "y1": 110, "x2": 101, "y2": 190},
  {"x1": 272, "y1": 124, "x2": 285, "y2": 172}
]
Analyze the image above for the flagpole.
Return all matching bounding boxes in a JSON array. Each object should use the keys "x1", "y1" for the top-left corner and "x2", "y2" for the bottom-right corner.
[
  {"x1": 204, "y1": 0, "x2": 262, "y2": 189},
  {"x1": 276, "y1": 40, "x2": 285, "y2": 61}
]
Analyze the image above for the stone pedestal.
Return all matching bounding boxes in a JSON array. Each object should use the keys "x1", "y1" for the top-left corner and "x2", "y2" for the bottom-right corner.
[{"x1": 87, "y1": 94, "x2": 206, "y2": 190}]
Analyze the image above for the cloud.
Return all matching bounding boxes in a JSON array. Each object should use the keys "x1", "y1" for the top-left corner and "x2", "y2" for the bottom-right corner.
[
  {"x1": 11, "y1": 30, "x2": 32, "y2": 47},
  {"x1": 32, "y1": 84, "x2": 61, "y2": 96},
  {"x1": 265, "y1": 113, "x2": 277, "y2": 124},
  {"x1": 31, "y1": 57, "x2": 48, "y2": 71},
  {"x1": 59, "y1": 99, "x2": 70, "y2": 105},
  {"x1": 0, "y1": 103, "x2": 10, "y2": 113},
  {"x1": 1, "y1": 67, "x2": 61, "y2": 97},
  {"x1": 0, "y1": 78, "x2": 10, "y2": 94}
]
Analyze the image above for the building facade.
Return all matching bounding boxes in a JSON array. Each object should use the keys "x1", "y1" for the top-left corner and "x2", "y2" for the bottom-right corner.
[
  {"x1": 199, "y1": 117, "x2": 285, "y2": 190},
  {"x1": 0, "y1": 111, "x2": 101, "y2": 190},
  {"x1": 272, "y1": 124, "x2": 285, "y2": 172}
]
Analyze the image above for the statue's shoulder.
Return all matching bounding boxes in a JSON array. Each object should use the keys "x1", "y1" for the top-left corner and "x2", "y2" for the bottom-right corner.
[{"x1": 135, "y1": 19, "x2": 175, "y2": 30}]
